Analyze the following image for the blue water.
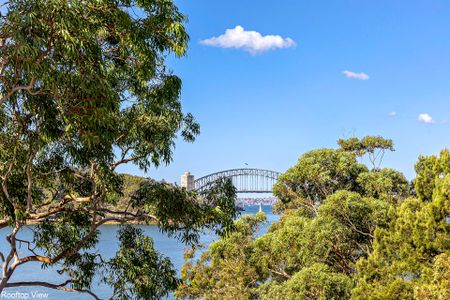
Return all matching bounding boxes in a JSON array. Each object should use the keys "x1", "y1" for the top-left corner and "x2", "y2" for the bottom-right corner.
[{"x1": 0, "y1": 205, "x2": 277, "y2": 299}]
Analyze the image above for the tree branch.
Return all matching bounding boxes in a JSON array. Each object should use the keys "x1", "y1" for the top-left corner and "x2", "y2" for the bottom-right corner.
[
  {"x1": 340, "y1": 211, "x2": 374, "y2": 239},
  {"x1": 110, "y1": 155, "x2": 146, "y2": 170},
  {"x1": 268, "y1": 268, "x2": 291, "y2": 279},
  {"x1": 63, "y1": 194, "x2": 93, "y2": 203},
  {"x1": 5, "y1": 280, "x2": 100, "y2": 300},
  {"x1": 0, "y1": 78, "x2": 40, "y2": 105},
  {"x1": 17, "y1": 215, "x2": 145, "y2": 267},
  {"x1": 15, "y1": 238, "x2": 38, "y2": 256},
  {"x1": 93, "y1": 207, "x2": 158, "y2": 222}
]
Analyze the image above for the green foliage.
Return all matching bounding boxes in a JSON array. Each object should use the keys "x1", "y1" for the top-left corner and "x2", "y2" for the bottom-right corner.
[
  {"x1": 357, "y1": 168, "x2": 409, "y2": 205},
  {"x1": 132, "y1": 178, "x2": 239, "y2": 244},
  {"x1": 413, "y1": 253, "x2": 450, "y2": 300},
  {"x1": 315, "y1": 191, "x2": 391, "y2": 272},
  {"x1": 251, "y1": 209, "x2": 309, "y2": 281},
  {"x1": 105, "y1": 225, "x2": 179, "y2": 300},
  {"x1": 273, "y1": 148, "x2": 367, "y2": 216},
  {"x1": 0, "y1": 1, "x2": 237, "y2": 298},
  {"x1": 0, "y1": 0, "x2": 195, "y2": 223},
  {"x1": 338, "y1": 136, "x2": 394, "y2": 169},
  {"x1": 178, "y1": 186, "x2": 396, "y2": 299},
  {"x1": 352, "y1": 151, "x2": 450, "y2": 299},
  {"x1": 175, "y1": 213, "x2": 266, "y2": 300},
  {"x1": 34, "y1": 211, "x2": 101, "y2": 290},
  {"x1": 178, "y1": 136, "x2": 430, "y2": 300},
  {"x1": 338, "y1": 136, "x2": 394, "y2": 155},
  {"x1": 260, "y1": 190, "x2": 391, "y2": 278},
  {"x1": 414, "y1": 149, "x2": 450, "y2": 201},
  {"x1": 258, "y1": 263, "x2": 353, "y2": 300},
  {"x1": 111, "y1": 174, "x2": 146, "y2": 212},
  {"x1": 34, "y1": 211, "x2": 99, "y2": 258}
]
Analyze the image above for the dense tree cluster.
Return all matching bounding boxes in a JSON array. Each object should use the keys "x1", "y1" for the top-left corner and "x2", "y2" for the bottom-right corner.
[{"x1": 177, "y1": 137, "x2": 449, "y2": 300}]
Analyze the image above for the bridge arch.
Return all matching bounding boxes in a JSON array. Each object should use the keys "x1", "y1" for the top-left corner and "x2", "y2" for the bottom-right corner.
[{"x1": 193, "y1": 168, "x2": 281, "y2": 193}]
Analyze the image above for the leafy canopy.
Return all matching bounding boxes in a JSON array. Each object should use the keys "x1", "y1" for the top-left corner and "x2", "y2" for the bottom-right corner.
[
  {"x1": 177, "y1": 139, "x2": 449, "y2": 299},
  {"x1": 352, "y1": 150, "x2": 450, "y2": 300},
  {"x1": 338, "y1": 136, "x2": 394, "y2": 169},
  {"x1": 273, "y1": 148, "x2": 367, "y2": 216},
  {"x1": 0, "y1": 1, "x2": 237, "y2": 298},
  {"x1": 177, "y1": 137, "x2": 421, "y2": 300}
]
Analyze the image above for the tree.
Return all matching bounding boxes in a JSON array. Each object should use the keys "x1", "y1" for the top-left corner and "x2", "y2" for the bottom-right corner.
[
  {"x1": 176, "y1": 190, "x2": 394, "y2": 300},
  {"x1": 104, "y1": 226, "x2": 179, "y2": 300},
  {"x1": 0, "y1": 1, "x2": 238, "y2": 298},
  {"x1": 413, "y1": 149, "x2": 450, "y2": 201},
  {"x1": 352, "y1": 150, "x2": 450, "y2": 300},
  {"x1": 258, "y1": 263, "x2": 353, "y2": 300},
  {"x1": 338, "y1": 136, "x2": 394, "y2": 169},
  {"x1": 175, "y1": 213, "x2": 266, "y2": 300},
  {"x1": 273, "y1": 148, "x2": 367, "y2": 216},
  {"x1": 177, "y1": 137, "x2": 413, "y2": 300}
]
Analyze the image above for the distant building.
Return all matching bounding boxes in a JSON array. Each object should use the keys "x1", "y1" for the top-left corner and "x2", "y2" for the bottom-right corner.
[
  {"x1": 236, "y1": 197, "x2": 278, "y2": 206},
  {"x1": 181, "y1": 171, "x2": 195, "y2": 191}
]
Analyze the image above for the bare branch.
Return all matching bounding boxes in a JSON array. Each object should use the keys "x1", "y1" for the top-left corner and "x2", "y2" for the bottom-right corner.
[
  {"x1": 26, "y1": 158, "x2": 33, "y2": 212},
  {"x1": 26, "y1": 207, "x2": 70, "y2": 222},
  {"x1": 110, "y1": 155, "x2": 145, "y2": 170},
  {"x1": 0, "y1": 78, "x2": 40, "y2": 105},
  {"x1": 15, "y1": 238, "x2": 38, "y2": 256}
]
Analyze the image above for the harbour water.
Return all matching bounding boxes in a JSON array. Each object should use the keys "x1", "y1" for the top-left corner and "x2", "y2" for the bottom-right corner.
[{"x1": 0, "y1": 205, "x2": 278, "y2": 299}]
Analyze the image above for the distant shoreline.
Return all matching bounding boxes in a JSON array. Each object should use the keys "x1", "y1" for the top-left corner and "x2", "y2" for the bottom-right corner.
[{"x1": 5, "y1": 204, "x2": 271, "y2": 227}]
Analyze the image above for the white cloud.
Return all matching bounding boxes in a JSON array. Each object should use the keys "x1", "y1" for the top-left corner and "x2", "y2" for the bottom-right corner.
[
  {"x1": 343, "y1": 70, "x2": 370, "y2": 80},
  {"x1": 200, "y1": 25, "x2": 296, "y2": 54},
  {"x1": 418, "y1": 113, "x2": 435, "y2": 124},
  {"x1": 388, "y1": 111, "x2": 397, "y2": 117}
]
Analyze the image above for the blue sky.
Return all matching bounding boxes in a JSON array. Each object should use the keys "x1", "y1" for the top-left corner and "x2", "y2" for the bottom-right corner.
[{"x1": 118, "y1": 0, "x2": 450, "y2": 183}]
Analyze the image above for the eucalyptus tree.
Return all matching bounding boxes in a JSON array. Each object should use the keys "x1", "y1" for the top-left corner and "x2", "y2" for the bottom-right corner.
[
  {"x1": 272, "y1": 148, "x2": 368, "y2": 216},
  {"x1": 177, "y1": 137, "x2": 417, "y2": 300},
  {"x1": 0, "y1": 1, "x2": 238, "y2": 298}
]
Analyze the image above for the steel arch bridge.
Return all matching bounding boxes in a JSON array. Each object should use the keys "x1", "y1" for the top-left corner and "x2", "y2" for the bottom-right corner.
[{"x1": 195, "y1": 168, "x2": 281, "y2": 193}]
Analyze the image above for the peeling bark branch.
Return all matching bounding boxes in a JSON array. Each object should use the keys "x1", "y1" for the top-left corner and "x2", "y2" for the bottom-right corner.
[{"x1": 63, "y1": 194, "x2": 93, "y2": 203}]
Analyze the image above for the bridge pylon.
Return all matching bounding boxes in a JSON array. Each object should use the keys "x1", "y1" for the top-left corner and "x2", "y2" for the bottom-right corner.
[{"x1": 180, "y1": 171, "x2": 195, "y2": 191}]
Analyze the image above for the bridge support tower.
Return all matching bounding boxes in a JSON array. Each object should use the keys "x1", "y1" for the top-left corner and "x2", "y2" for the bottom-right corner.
[{"x1": 181, "y1": 171, "x2": 195, "y2": 191}]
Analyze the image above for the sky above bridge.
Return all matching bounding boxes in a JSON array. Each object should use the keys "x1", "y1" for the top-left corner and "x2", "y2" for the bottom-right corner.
[{"x1": 118, "y1": 0, "x2": 450, "y2": 183}]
